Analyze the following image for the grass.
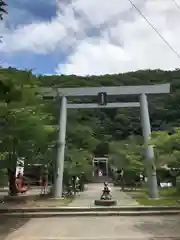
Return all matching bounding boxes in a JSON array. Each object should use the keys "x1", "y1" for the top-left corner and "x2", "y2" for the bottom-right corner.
[
  {"x1": 25, "y1": 195, "x2": 74, "y2": 207},
  {"x1": 1, "y1": 193, "x2": 74, "y2": 208},
  {"x1": 129, "y1": 186, "x2": 180, "y2": 206}
]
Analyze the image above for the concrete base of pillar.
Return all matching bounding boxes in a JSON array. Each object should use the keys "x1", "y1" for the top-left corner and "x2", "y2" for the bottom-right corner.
[
  {"x1": 49, "y1": 197, "x2": 65, "y2": 200},
  {"x1": 148, "y1": 198, "x2": 160, "y2": 200}
]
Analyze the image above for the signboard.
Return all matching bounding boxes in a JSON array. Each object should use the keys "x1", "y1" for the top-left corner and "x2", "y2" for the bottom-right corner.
[
  {"x1": 16, "y1": 158, "x2": 25, "y2": 177},
  {"x1": 98, "y1": 92, "x2": 107, "y2": 105},
  {"x1": 16, "y1": 166, "x2": 24, "y2": 177}
]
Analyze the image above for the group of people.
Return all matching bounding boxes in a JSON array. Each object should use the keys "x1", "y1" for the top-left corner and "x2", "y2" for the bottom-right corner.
[
  {"x1": 14, "y1": 171, "x2": 48, "y2": 195},
  {"x1": 63, "y1": 173, "x2": 85, "y2": 196},
  {"x1": 114, "y1": 168, "x2": 145, "y2": 189},
  {"x1": 14, "y1": 170, "x2": 86, "y2": 197}
]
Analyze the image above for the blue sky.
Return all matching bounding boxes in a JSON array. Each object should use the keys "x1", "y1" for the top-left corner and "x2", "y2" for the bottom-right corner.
[
  {"x1": 0, "y1": 0, "x2": 180, "y2": 76},
  {"x1": 1, "y1": 0, "x2": 59, "y2": 75}
]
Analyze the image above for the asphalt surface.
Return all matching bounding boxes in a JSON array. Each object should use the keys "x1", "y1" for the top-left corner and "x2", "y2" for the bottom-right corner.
[
  {"x1": 1, "y1": 184, "x2": 180, "y2": 239},
  {"x1": 2, "y1": 215, "x2": 180, "y2": 240}
]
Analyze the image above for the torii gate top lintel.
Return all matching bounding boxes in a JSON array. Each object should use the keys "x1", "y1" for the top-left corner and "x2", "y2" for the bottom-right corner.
[{"x1": 41, "y1": 83, "x2": 170, "y2": 97}]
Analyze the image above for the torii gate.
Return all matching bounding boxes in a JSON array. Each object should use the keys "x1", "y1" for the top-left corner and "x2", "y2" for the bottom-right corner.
[{"x1": 41, "y1": 83, "x2": 170, "y2": 199}]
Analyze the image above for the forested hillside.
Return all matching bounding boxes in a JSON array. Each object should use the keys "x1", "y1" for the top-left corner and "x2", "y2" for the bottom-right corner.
[
  {"x1": 1, "y1": 67, "x2": 180, "y2": 184},
  {"x1": 39, "y1": 68, "x2": 180, "y2": 138}
]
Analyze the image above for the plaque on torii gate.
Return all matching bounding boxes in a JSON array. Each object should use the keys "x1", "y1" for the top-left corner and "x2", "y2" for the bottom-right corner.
[{"x1": 41, "y1": 83, "x2": 170, "y2": 199}]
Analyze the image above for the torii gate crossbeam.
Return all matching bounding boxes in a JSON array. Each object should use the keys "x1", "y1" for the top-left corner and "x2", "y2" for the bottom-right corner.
[{"x1": 41, "y1": 83, "x2": 170, "y2": 200}]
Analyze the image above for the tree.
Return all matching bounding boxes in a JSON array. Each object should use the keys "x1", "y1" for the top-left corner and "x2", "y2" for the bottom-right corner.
[
  {"x1": 151, "y1": 129, "x2": 180, "y2": 168},
  {"x1": 0, "y1": 0, "x2": 7, "y2": 20},
  {"x1": 64, "y1": 147, "x2": 92, "y2": 179},
  {"x1": 64, "y1": 123, "x2": 98, "y2": 179},
  {"x1": 0, "y1": 68, "x2": 55, "y2": 195},
  {"x1": 0, "y1": 0, "x2": 7, "y2": 43},
  {"x1": 109, "y1": 135, "x2": 144, "y2": 171},
  {"x1": 67, "y1": 124, "x2": 99, "y2": 151}
]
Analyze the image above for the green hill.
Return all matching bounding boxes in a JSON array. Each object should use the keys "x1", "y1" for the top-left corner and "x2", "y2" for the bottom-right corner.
[{"x1": 38, "y1": 68, "x2": 180, "y2": 140}]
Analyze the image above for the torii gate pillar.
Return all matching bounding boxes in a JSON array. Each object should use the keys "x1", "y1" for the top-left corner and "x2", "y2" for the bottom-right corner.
[
  {"x1": 140, "y1": 93, "x2": 159, "y2": 199},
  {"x1": 53, "y1": 96, "x2": 67, "y2": 198}
]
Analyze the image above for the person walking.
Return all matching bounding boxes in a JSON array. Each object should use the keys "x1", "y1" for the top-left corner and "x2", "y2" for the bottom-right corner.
[{"x1": 79, "y1": 172, "x2": 85, "y2": 192}]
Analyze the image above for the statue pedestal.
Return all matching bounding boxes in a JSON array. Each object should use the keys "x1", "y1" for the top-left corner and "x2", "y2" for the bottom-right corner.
[{"x1": 94, "y1": 199, "x2": 117, "y2": 206}]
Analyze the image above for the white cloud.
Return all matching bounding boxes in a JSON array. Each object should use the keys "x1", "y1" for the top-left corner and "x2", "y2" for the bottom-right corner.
[
  {"x1": 0, "y1": 20, "x2": 66, "y2": 53},
  {"x1": 72, "y1": 0, "x2": 132, "y2": 25},
  {"x1": 57, "y1": 0, "x2": 180, "y2": 75},
  {"x1": 56, "y1": 39, "x2": 133, "y2": 75},
  {"x1": 0, "y1": 2, "x2": 84, "y2": 54},
  {"x1": 1, "y1": 0, "x2": 180, "y2": 75}
]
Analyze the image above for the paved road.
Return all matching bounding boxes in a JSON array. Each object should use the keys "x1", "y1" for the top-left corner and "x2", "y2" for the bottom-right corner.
[
  {"x1": 2, "y1": 184, "x2": 180, "y2": 240},
  {"x1": 68, "y1": 183, "x2": 138, "y2": 207},
  {"x1": 4, "y1": 215, "x2": 180, "y2": 240}
]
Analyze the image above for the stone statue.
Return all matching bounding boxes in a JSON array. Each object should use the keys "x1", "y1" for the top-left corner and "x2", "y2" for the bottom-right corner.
[{"x1": 101, "y1": 182, "x2": 112, "y2": 200}]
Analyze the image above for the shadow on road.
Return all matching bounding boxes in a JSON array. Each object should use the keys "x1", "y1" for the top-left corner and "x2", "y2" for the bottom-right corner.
[
  {"x1": 134, "y1": 215, "x2": 180, "y2": 238},
  {"x1": 0, "y1": 217, "x2": 30, "y2": 240}
]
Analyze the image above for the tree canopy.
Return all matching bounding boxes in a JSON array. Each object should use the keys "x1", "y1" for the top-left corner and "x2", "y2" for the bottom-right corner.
[{"x1": 0, "y1": 0, "x2": 7, "y2": 20}]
